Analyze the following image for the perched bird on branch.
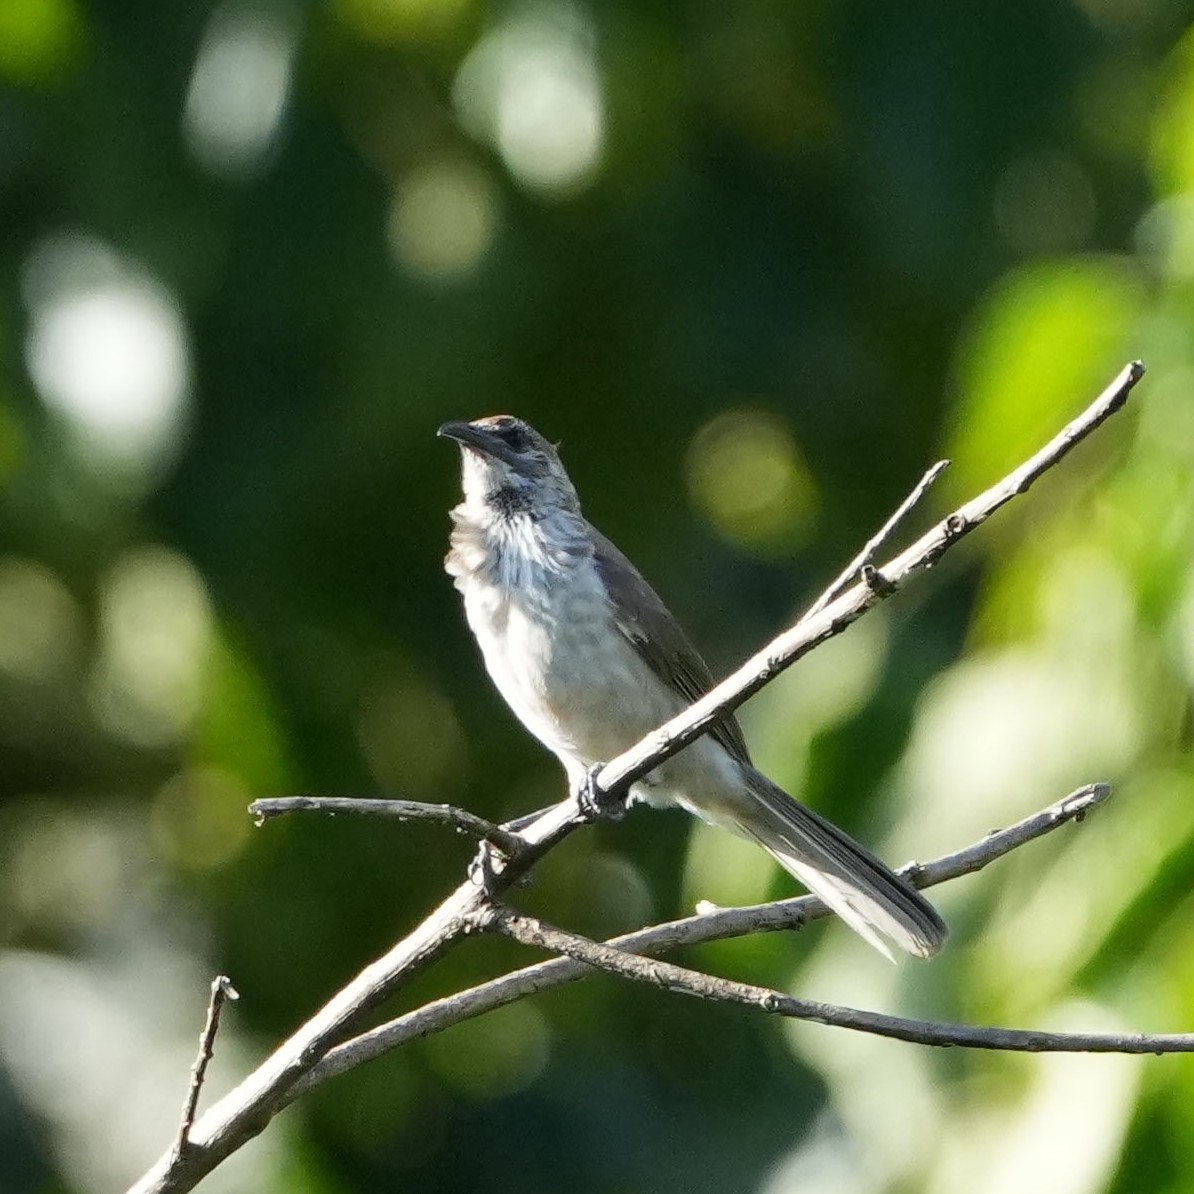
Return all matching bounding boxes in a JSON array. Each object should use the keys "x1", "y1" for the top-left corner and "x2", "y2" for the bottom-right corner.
[{"x1": 438, "y1": 415, "x2": 946, "y2": 960}]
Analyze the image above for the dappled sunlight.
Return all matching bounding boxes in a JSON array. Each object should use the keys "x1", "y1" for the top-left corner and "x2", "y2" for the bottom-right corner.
[
  {"x1": 10, "y1": 2, "x2": 1194, "y2": 1190},
  {"x1": 788, "y1": 946, "x2": 1139, "y2": 1194},
  {"x1": 0, "y1": 800, "x2": 289, "y2": 1190},
  {"x1": 0, "y1": 945, "x2": 295, "y2": 1194},
  {"x1": 1035, "y1": 546, "x2": 1137, "y2": 666},
  {"x1": 757, "y1": 1115, "x2": 869, "y2": 1194},
  {"x1": 5, "y1": 803, "x2": 133, "y2": 938}
]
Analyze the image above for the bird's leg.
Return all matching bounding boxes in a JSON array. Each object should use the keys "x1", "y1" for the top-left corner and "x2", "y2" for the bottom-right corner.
[{"x1": 575, "y1": 763, "x2": 627, "y2": 822}]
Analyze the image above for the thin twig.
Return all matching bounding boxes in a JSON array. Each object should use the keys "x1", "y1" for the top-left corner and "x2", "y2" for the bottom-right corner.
[
  {"x1": 249, "y1": 796, "x2": 526, "y2": 857},
  {"x1": 171, "y1": 976, "x2": 238, "y2": 1164},
  {"x1": 803, "y1": 459, "x2": 950, "y2": 622},
  {"x1": 290, "y1": 782, "x2": 1112, "y2": 1093},
  {"x1": 488, "y1": 906, "x2": 1194, "y2": 1054},
  {"x1": 127, "y1": 363, "x2": 1144, "y2": 1194},
  {"x1": 903, "y1": 781, "x2": 1111, "y2": 886}
]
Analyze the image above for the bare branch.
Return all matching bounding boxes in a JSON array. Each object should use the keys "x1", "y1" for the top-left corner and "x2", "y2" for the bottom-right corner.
[
  {"x1": 171, "y1": 977, "x2": 238, "y2": 1165},
  {"x1": 488, "y1": 905, "x2": 1194, "y2": 1054},
  {"x1": 293, "y1": 782, "x2": 1112, "y2": 1092},
  {"x1": 803, "y1": 458, "x2": 949, "y2": 621},
  {"x1": 130, "y1": 794, "x2": 581, "y2": 1194},
  {"x1": 585, "y1": 361, "x2": 1144, "y2": 804},
  {"x1": 249, "y1": 796, "x2": 526, "y2": 857},
  {"x1": 126, "y1": 363, "x2": 1144, "y2": 1194}
]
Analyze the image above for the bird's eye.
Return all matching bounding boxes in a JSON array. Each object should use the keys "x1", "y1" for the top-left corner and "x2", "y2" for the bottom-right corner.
[{"x1": 495, "y1": 424, "x2": 530, "y2": 451}]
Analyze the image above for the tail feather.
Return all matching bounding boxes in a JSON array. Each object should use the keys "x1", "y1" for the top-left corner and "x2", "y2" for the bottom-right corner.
[{"x1": 735, "y1": 767, "x2": 947, "y2": 961}]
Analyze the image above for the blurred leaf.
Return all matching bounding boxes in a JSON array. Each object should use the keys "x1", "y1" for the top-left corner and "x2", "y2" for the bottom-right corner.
[
  {"x1": 0, "y1": 0, "x2": 83, "y2": 85},
  {"x1": 1151, "y1": 25, "x2": 1194, "y2": 198},
  {"x1": 947, "y1": 257, "x2": 1144, "y2": 497}
]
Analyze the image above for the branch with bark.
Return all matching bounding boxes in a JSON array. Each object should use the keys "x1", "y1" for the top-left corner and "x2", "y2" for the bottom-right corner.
[
  {"x1": 129, "y1": 362, "x2": 1155, "y2": 1194},
  {"x1": 288, "y1": 781, "x2": 1136, "y2": 1097}
]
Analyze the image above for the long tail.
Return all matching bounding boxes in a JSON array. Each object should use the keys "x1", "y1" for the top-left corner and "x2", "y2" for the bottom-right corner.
[{"x1": 734, "y1": 767, "x2": 947, "y2": 961}]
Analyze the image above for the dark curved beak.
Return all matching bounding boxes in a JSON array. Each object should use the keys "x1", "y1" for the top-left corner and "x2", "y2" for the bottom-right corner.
[{"x1": 437, "y1": 421, "x2": 523, "y2": 469}]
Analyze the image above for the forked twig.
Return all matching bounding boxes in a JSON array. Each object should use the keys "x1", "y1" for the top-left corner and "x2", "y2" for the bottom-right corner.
[
  {"x1": 804, "y1": 458, "x2": 950, "y2": 621},
  {"x1": 171, "y1": 976, "x2": 238, "y2": 1164},
  {"x1": 291, "y1": 782, "x2": 1114, "y2": 1092}
]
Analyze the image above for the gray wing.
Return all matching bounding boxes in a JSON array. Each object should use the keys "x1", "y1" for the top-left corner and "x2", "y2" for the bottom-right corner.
[{"x1": 590, "y1": 526, "x2": 751, "y2": 766}]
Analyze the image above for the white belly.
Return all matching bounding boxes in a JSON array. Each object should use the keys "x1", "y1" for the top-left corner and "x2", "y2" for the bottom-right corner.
[{"x1": 462, "y1": 561, "x2": 741, "y2": 816}]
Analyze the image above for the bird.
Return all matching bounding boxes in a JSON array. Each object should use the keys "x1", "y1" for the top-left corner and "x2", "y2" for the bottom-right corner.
[{"x1": 437, "y1": 415, "x2": 947, "y2": 960}]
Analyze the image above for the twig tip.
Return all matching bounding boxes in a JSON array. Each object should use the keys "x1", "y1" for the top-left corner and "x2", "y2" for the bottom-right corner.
[{"x1": 215, "y1": 975, "x2": 240, "y2": 1001}]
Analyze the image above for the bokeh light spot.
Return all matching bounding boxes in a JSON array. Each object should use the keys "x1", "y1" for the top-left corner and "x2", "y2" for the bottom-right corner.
[
  {"x1": 423, "y1": 1002, "x2": 550, "y2": 1098},
  {"x1": 897, "y1": 649, "x2": 1138, "y2": 859},
  {"x1": 6, "y1": 805, "x2": 130, "y2": 936},
  {"x1": 0, "y1": 557, "x2": 81, "y2": 682},
  {"x1": 183, "y1": 3, "x2": 296, "y2": 180},
  {"x1": 0, "y1": 0, "x2": 82, "y2": 84},
  {"x1": 356, "y1": 665, "x2": 467, "y2": 792},
  {"x1": 1135, "y1": 194, "x2": 1194, "y2": 280},
  {"x1": 387, "y1": 159, "x2": 499, "y2": 280},
  {"x1": 453, "y1": 1, "x2": 604, "y2": 196},
  {"x1": 89, "y1": 547, "x2": 213, "y2": 748},
  {"x1": 22, "y1": 234, "x2": 190, "y2": 481},
  {"x1": 686, "y1": 406, "x2": 817, "y2": 554},
  {"x1": 151, "y1": 767, "x2": 253, "y2": 870},
  {"x1": 993, "y1": 151, "x2": 1097, "y2": 256},
  {"x1": 683, "y1": 820, "x2": 775, "y2": 911},
  {"x1": 336, "y1": 0, "x2": 471, "y2": 44}
]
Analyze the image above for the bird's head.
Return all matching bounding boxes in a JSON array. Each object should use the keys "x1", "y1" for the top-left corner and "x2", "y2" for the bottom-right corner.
[{"x1": 437, "y1": 415, "x2": 578, "y2": 516}]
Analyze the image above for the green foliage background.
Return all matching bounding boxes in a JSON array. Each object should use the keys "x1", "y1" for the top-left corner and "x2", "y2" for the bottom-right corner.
[{"x1": 2, "y1": 1, "x2": 1194, "y2": 1191}]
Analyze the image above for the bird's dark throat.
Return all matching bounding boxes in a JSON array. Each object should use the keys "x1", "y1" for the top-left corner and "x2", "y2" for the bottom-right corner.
[{"x1": 486, "y1": 485, "x2": 535, "y2": 519}]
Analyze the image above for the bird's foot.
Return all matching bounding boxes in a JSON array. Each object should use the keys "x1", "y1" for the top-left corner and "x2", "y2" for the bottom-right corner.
[
  {"x1": 576, "y1": 763, "x2": 626, "y2": 822},
  {"x1": 468, "y1": 841, "x2": 505, "y2": 896}
]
